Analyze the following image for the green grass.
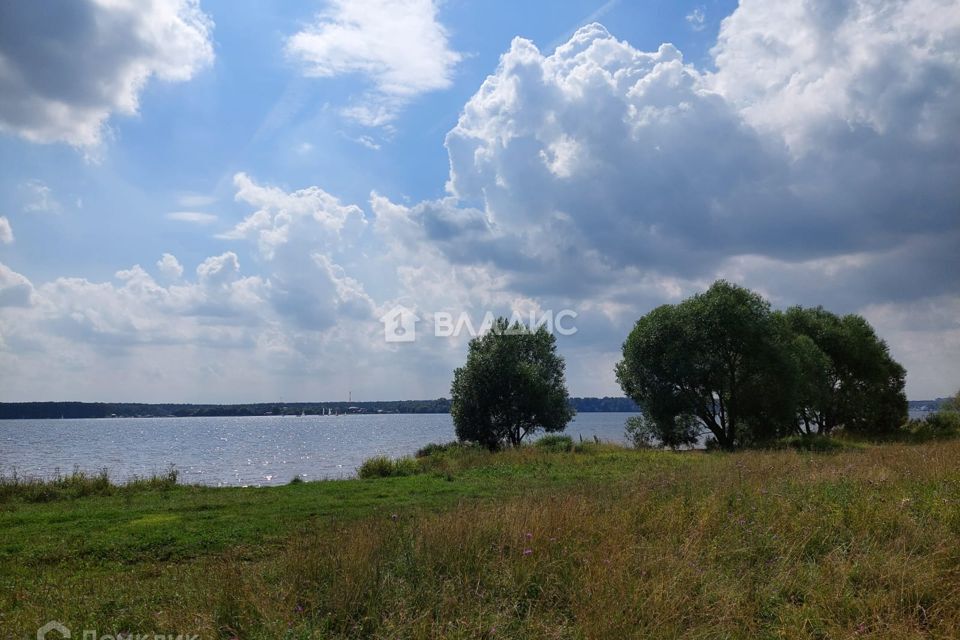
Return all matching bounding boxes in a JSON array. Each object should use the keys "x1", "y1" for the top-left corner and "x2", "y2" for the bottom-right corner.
[
  {"x1": 534, "y1": 434, "x2": 575, "y2": 452},
  {"x1": 0, "y1": 466, "x2": 180, "y2": 503},
  {"x1": 3, "y1": 441, "x2": 960, "y2": 638},
  {"x1": 0, "y1": 445, "x2": 646, "y2": 565}
]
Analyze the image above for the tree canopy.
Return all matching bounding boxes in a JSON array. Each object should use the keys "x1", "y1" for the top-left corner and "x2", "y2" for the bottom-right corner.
[
  {"x1": 451, "y1": 317, "x2": 574, "y2": 449},
  {"x1": 783, "y1": 306, "x2": 907, "y2": 435},
  {"x1": 616, "y1": 281, "x2": 907, "y2": 449}
]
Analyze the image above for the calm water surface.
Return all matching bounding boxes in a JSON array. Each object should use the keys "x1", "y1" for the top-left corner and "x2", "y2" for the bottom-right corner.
[{"x1": 0, "y1": 413, "x2": 638, "y2": 486}]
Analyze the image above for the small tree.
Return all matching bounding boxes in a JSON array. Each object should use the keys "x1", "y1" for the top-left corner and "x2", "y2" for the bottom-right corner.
[{"x1": 451, "y1": 317, "x2": 574, "y2": 449}]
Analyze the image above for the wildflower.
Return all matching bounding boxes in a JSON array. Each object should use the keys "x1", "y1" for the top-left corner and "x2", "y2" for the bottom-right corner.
[
  {"x1": 391, "y1": 513, "x2": 399, "y2": 521},
  {"x1": 524, "y1": 531, "x2": 533, "y2": 540},
  {"x1": 522, "y1": 548, "x2": 533, "y2": 556}
]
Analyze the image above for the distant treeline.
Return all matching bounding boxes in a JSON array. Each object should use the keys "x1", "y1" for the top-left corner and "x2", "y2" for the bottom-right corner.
[
  {"x1": 569, "y1": 397, "x2": 639, "y2": 412},
  {"x1": 0, "y1": 397, "x2": 644, "y2": 420}
]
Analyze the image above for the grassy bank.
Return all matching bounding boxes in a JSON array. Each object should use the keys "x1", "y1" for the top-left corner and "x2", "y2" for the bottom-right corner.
[{"x1": 3, "y1": 442, "x2": 960, "y2": 638}]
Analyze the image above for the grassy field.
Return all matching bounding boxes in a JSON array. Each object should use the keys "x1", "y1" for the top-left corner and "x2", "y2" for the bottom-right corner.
[{"x1": 2, "y1": 440, "x2": 960, "y2": 639}]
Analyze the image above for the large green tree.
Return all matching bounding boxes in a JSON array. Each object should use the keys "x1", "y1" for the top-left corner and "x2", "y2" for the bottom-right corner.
[
  {"x1": 451, "y1": 318, "x2": 574, "y2": 449},
  {"x1": 616, "y1": 281, "x2": 797, "y2": 450},
  {"x1": 784, "y1": 306, "x2": 907, "y2": 434}
]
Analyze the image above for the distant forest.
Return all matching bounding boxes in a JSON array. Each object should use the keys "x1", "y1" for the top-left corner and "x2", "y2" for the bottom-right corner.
[
  {"x1": 0, "y1": 398, "x2": 944, "y2": 420},
  {"x1": 0, "y1": 397, "x2": 645, "y2": 420}
]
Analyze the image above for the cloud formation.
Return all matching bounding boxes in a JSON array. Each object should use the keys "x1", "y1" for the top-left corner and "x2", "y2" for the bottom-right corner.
[
  {"x1": 286, "y1": 0, "x2": 462, "y2": 126},
  {"x1": 711, "y1": 0, "x2": 960, "y2": 155},
  {"x1": 686, "y1": 7, "x2": 706, "y2": 31},
  {"x1": 21, "y1": 180, "x2": 61, "y2": 214},
  {"x1": 375, "y1": 4, "x2": 959, "y2": 394},
  {"x1": 419, "y1": 8, "x2": 958, "y2": 302},
  {"x1": 0, "y1": 0, "x2": 214, "y2": 147},
  {"x1": 156, "y1": 253, "x2": 184, "y2": 279},
  {"x1": 0, "y1": 217, "x2": 12, "y2": 245},
  {"x1": 166, "y1": 211, "x2": 218, "y2": 225},
  {"x1": 443, "y1": 25, "x2": 782, "y2": 287},
  {"x1": 0, "y1": 262, "x2": 33, "y2": 307},
  {"x1": 1, "y1": 0, "x2": 958, "y2": 400}
]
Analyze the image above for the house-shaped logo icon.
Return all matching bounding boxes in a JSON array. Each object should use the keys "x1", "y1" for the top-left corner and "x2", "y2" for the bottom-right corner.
[
  {"x1": 37, "y1": 621, "x2": 70, "y2": 640},
  {"x1": 380, "y1": 304, "x2": 420, "y2": 343}
]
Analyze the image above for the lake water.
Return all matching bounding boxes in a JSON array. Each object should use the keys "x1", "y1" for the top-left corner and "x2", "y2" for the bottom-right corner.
[{"x1": 0, "y1": 412, "x2": 639, "y2": 486}]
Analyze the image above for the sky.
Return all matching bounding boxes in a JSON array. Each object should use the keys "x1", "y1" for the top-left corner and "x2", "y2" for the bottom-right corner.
[{"x1": 0, "y1": 0, "x2": 958, "y2": 403}]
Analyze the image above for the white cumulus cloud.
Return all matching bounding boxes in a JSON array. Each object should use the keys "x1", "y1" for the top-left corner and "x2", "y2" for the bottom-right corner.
[
  {"x1": 0, "y1": 0, "x2": 214, "y2": 147},
  {"x1": 224, "y1": 172, "x2": 367, "y2": 259},
  {"x1": 156, "y1": 253, "x2": 184, "y2": 279},
  {"x1": 710, "y1": 0, "x2": 960, "y2": 155},
  {"x1": 286, "y1": 0, "x2": 462, "y2": 126},
  {"x1": 196, "y1": 252, "x2": 241, "y2": 286}
]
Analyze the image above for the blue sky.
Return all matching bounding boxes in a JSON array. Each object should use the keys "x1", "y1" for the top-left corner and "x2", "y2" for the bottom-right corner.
[{"x1": 0, "y1": 0, "x2": 957, "y2": 402}]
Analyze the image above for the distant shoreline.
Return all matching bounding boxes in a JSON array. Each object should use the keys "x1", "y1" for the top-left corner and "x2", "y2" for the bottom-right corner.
[
  {"x1": 0, "y1": 397, "x2": 646, "y2": 420},
  {"x1": 0, "y1": 398, "x2": 945, "y2": 421}
]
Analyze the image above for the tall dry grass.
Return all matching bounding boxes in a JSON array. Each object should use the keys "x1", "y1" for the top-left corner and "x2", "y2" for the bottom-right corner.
[{"x1": 172, "y1": 442, "x2": 960, "y2": 639}]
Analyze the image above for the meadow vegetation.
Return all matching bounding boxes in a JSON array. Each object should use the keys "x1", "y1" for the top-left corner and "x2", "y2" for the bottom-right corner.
[
  {"x1": 4, "y1": 437, "x2": 960, "y2": 638},
  {"x1": 0, "y1": 466, "x2": 179, "y2": 503}
]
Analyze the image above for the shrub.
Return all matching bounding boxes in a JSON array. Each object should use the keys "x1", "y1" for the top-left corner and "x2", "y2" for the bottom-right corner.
[
  {"x1": 357, "y1": 456, "x2": 420, "y2": 479},
  {"x1": 900, "y1": 410, "x2": 960, "y2": 442},
  {"x1": 413, "y1": 442, "x2": 493, "y2": 478},
  {"x1": 772, "y1": 434, "x2": 852, "y2": 453},
  {"x1": 535, "y1": 434, "x2": 574, "y2": 452},
  {"x1": 925, "y1": 410, "x2": 960, "y2": 435},
  {"x1": 416, "y1": 441, "x2": 486, "y2": 460},
  {"x1": 357, "y1": 456, "x2": 394, "y2": 478},
  {"x1": 393, "y1": 457, "x2": 420, "y2": 476},
  {"x1": 415, "y1": 441, "x2": 460, "y2": 458}
]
